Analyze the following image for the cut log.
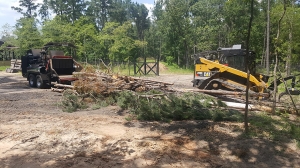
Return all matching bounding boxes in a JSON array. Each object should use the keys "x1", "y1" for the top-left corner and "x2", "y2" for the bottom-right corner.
[
  {"x1": 51, "y1": 88, "x2": 65, "y2": 93},
  {"x1": 192, "y1": 89, "x2": 270, "y2": 98},
  {"x1": 54, "y1": 84, "x2": 74, "y2": 89}
]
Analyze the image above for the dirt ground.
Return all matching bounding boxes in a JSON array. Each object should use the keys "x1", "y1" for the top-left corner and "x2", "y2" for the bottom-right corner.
[{"x1": 0, "y1": 72, "x2": 300, "y2": 168}]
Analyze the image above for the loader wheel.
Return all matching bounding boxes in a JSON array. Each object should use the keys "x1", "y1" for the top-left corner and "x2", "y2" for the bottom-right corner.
[
  {"x1": 211, "y1": 81, "x2": 221, "y2": 90},
  {"x1": 29, "y1": 74, "x2": 37, "y2": 87},
  {"x1": 206, "y1": 81, "x2": 221, "y2": 90},
  {"x1": 36, "y1": 75, "x2": 46, "y2": 89}
]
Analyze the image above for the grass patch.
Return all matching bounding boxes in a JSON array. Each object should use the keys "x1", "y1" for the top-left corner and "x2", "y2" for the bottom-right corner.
[
  {"x1": 160, "y1": 62, "x2": 193, "y2": 74},
  {"x1": 86, "y1": 61, "x2": 193, "y2": 76},
  {"x1": 290, "y1": 124, "x2": 300, "y2": 148},
  {"x1": 0, "y1": 66, "x2": 9, "y2": 71},
  {"x1": 249, "y1": 112, "x2": 300, "y2": 147}
]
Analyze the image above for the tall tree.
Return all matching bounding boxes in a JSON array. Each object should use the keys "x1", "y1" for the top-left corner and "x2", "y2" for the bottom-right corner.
[
  {"x1": 190, "y1": 0, "x2": 226, "y2": 51},
  {"x1": 272, "y1": 1, "x2": 287, "y2": 114},
  {"x1": 11, "y1": 0, "x2": 40, "y2": 18},
  {"x1": 109, "y1": 0, "x2": 130, "y2": 24},
  {"x1": 48, "y1": 0, "x2": 68, "y2": 17},
  {"x1": 66, "y1": 0, "x2": 86, "y2": 23},
  {"x1": 130, "y1": 3, "x2": 150, "y2": 40},
  {"x1": 14, "y1": 18, "x2": 42, "y2": 54},
  {"x1": 86, "y1": 0, "x2": 112, "y2": 30},
  {"x1": 162, "y1": 0, "x2": 193, "y2": 67},
  {"x1": 39, "y1": 0, "x2": 50, "y2": 22},
  {"x1": 266, "y1": 0, "x2": 270, "y2": 74},
  {"x1": 224, "y1": 0, "x2": 259, "y2": 46},
  {"x1": 245, "y1": 0, "x2": 255, "y2": 133}
]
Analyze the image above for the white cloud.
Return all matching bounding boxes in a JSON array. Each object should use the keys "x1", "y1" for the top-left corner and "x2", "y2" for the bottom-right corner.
[
  {"x1": 0, "y1": 0, "x2": 43, "y2": 27},
  {"x1": 0, "y1": 0, "x2": 22, "y2": 27}
]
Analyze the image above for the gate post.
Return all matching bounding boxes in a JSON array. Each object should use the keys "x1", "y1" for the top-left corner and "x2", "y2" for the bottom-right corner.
[
  {"x1": 134, "y1": 61, "x2": 137, "y2": 75},
  {"x1": 156, "y1": 57, "x2": 159, "y2": 76},
  {"x1": 144, "y1": 56, "x2": 146, "y2": 75}
]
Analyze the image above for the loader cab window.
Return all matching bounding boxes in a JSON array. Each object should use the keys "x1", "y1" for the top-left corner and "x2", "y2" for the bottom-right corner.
[
  {"x1": 225, "y1": 55, "x2": 246, "y2": 71},
  {"x1": 219, "y1": 50, "x2": 247, "y2": 71}
]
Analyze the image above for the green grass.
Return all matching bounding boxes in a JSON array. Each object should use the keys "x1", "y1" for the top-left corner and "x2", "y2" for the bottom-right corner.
[
  {"x1": 0, "y1": 66, "x2": 9, "y2": 71},
  {"x1": 90, "y1": 61, "x2": 193, "y2": 76},
  {"x1": 248, "y1": 112, "x2": 300, "y2": 147},
  {"x1": 160, "y1": 62, "x2": 194, "y2": 74}
]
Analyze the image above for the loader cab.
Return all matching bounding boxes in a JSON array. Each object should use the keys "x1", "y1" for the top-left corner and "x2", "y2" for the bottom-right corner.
[{"x1": 218, "y1": 45, "x2": 256, "y2": 74}]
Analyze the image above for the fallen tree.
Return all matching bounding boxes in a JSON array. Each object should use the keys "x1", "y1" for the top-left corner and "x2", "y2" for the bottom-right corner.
[{"x1": 54, "y1": 69, "x2": 298, "y2": 115}]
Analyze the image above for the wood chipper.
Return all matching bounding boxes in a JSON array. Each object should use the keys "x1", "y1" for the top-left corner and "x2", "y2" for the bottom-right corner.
[{"x1": 21, "y1": 42, "x2": 82, "y2": 88}]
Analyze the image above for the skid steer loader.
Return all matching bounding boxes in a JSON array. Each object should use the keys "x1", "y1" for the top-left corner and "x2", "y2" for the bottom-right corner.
[{"x1": 193, "y1": 45, "x2": 300, "y2": 100}]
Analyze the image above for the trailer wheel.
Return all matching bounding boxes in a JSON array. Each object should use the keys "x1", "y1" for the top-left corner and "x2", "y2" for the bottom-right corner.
[
  {"x1": 36, "y1": 75, "x2": 46, "y2": 89},
  {"x1": 29, "y1": 74, "x2": 37, "y2": 87}
]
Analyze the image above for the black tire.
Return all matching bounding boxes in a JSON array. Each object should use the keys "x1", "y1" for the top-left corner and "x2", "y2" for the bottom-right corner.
[
  {"x1": 36, "y1": 75, "x2": 46, "y2": 89},
  {"x1": 28, "y1": 74, "x2": 37, "y2": 87}
]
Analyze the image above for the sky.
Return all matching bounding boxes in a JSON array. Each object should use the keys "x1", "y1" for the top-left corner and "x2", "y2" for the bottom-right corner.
[{"x1": 0, "y1": 0, "x2": 155, "y2": 31}]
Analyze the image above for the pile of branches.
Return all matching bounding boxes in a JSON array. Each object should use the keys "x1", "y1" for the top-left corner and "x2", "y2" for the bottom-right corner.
[{"x1": 71, "y1": 71, "x2": 173, "y2": 95}]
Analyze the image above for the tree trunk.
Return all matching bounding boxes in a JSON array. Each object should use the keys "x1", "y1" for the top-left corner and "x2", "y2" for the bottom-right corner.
[
  {"x1": 184, "y1": 40, "x2": 189, "y2": 69},
  {"x1": 244, "y1": 0, "x2": 254, "y2": 133},
  {"x1": 286, "y1": 26, "x2": 292, "y2": 76},
  {"x1": 266, "y1": 0, "x2": 270, "y2": 74},
  {"x1": 261, "y1": 28, "x2": 266, "y2": 67},
  {"x1": 272, "y1": 0, "x2": 287, "y2": 114}
]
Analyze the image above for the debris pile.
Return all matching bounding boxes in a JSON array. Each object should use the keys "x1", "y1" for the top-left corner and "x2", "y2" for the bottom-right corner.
[{"x1": 53, "y1": 71, "x2": 173, "y2": 95}]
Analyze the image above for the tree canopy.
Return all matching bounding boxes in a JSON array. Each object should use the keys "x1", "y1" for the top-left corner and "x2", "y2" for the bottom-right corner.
[{"x1": 0, "y1": 0, "x2": 299, "y2": 71}]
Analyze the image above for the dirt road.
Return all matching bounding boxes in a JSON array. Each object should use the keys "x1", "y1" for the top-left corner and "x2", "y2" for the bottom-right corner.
[{"x1": 0, "y1": 72, "x2": 299, "y2": 168}]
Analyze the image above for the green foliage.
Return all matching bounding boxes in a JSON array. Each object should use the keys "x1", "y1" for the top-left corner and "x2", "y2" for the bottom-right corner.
[
  {"x1": 61, "y1": 91, "x2": 87, "y2": 112},
  {"x1": 13, "y1": 17, "x2": 42, "y2": 54},
  {"x1": 75, "y1": 90, "x2": 240, "y2": 122},
  {"x1": 115, "y1": 91, "x2": 242, "y2": 122},
  {"x1": 116, "y1": 91, "x2": 137, "y2": 109},
  {"x1": 41, "y1": 17, "x2": 75, "y2": 45},
  {"x1": 166, "y1": 56, "x2": 174, "y2": 65},
  {"x1": 94, "y1": 96, "x2": 116, "y2": 109},
  {"x1": 3, "y1": 0, "x2": 300, "y2": 71}
]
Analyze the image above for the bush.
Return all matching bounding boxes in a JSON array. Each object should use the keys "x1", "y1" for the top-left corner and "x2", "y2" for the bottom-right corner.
[{"x1": 166, "y1": 56, "x2": 175, "y2": 65}]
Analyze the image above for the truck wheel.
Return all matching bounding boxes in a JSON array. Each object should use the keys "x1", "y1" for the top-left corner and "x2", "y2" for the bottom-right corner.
[
  {"x1": 36, "y1": 75, "x2": 46, "y2": 89},
  {"x1": 29, "y1": 74, "x2": 37, "y2": 87}
]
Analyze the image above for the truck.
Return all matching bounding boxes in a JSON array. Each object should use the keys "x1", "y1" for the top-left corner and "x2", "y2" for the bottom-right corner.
[{"x1": 21, "y1": 42, "x2": 82, "y2": 89}]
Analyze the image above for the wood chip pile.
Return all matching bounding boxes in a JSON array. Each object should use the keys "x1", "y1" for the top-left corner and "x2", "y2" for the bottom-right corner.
[{"x1": 70, "y1": 72, "x2": 173, "y2": 95}]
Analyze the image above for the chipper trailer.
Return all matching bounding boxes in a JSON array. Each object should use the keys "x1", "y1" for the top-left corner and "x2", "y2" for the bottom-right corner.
[{"x1": 21, "y1": 42, "x2": 82, "y2": 89}]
